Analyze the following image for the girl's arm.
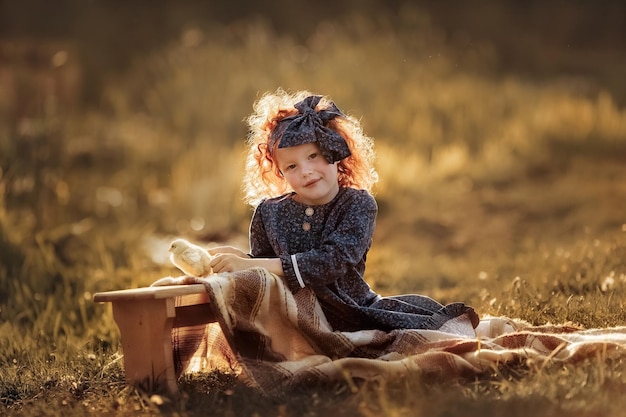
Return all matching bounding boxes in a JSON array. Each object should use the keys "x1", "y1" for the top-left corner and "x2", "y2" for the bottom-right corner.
[
  {"x1": 209, "y1": 254, "x2": 284, "y2": 276},
  {"x1": 208, "y1": 246, "x2": 248, "y2": 257}
]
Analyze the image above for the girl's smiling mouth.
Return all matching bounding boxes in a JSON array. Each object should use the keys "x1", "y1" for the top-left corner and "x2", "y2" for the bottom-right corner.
[{"x1": 304, "y1": 179, "x2": 320, "y2": 187}]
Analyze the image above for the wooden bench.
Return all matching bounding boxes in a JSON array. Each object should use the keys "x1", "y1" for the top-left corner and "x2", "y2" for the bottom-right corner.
[{"x1": 93, "y1": 284, "x2": 216, "y2": 395}]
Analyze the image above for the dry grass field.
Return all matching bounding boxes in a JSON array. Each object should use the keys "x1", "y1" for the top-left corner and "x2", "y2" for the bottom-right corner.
[{"x1": 1, "y1": 5, "x2": 626, "y2": 416}]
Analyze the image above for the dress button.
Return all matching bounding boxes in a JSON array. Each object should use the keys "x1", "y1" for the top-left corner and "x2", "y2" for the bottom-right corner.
[
  {"x1": 305, "y1": 207, "x2": 314, "y2": 216},
  {"x1": 302, "y1": 222, "x2": 311, "y2": 231}
]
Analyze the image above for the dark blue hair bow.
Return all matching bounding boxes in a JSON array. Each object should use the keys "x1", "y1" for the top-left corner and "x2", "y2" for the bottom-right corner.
[{"x1": 276, "y1": 95, "x2": 351, "y2": 163}]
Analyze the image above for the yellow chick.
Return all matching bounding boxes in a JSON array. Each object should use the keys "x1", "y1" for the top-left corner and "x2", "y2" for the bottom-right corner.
[{"x1": 168, "y1": 238, "x2": 213, "y2": 277}]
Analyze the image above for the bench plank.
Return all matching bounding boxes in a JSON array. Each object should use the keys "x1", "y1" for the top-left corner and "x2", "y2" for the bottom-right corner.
[
  {"x1": 173, "y1": 304, "x2": 216, "y2": 328},
  {"x1": 93, "y1": 284, "x2": 207, "y2": 302}
]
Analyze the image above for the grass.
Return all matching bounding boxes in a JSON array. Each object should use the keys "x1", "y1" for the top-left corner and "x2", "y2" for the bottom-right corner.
[{"x1": 1, "y1": 10, "x2": 626, "y2": 416}]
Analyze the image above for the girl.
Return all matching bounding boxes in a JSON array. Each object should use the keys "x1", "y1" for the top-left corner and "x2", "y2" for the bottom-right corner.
[{"x1": 208, "y1": 89, "x2": 478, "y2": 333}]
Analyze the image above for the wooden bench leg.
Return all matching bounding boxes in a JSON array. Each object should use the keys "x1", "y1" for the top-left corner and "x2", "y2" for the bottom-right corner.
[{"x1": 110, "y1": 298, "x2": 179, "y2": 395}]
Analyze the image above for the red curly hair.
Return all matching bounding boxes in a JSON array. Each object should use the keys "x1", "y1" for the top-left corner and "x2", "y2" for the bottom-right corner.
[{"x1": 243, "y1": 89, "x2": 378, "y2": 205}]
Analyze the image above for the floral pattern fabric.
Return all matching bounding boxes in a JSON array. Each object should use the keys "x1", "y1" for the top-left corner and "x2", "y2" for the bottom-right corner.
[{"x1": 249, "y1": 187, "x2": 478, "y2": 331}]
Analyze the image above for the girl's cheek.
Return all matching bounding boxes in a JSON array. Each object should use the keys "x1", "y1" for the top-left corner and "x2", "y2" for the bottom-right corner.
[{"x1": 283, "y1": 172, "x2": 296, "y2": 185}]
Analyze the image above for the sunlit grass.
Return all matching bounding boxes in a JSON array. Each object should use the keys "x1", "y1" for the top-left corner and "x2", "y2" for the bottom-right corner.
[{"x1": 1, "y1": 11, "x2": 626, "y2": 416}]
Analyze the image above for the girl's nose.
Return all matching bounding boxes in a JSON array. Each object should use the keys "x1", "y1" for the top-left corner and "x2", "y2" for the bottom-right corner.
[{"x1": 301, "y1": 161, "x2": 313, "y2": 176}]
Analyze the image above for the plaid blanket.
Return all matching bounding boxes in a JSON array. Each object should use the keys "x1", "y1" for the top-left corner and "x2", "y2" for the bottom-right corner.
[{"x1": 167, "y1": 268, "x2": 626, "y2": 396}]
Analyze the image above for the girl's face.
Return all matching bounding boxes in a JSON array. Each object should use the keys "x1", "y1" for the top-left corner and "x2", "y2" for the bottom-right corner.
[{"x1": 275, "y1": 142, "x2": 339, "y2": 206}]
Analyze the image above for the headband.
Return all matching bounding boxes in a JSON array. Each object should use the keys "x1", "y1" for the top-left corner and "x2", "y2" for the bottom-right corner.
[{"x1": 274, "y1": 95, "x2": 351, "y2": 163}]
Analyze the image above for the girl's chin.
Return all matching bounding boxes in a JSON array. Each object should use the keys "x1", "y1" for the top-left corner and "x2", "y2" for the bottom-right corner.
[{"x1": 296, "y1": 190, "x2": 337, "y2": 205}]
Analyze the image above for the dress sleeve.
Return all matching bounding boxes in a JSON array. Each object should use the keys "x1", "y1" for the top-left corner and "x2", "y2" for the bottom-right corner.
[
  {"x1": 249, "y1": 202, "x2": 276, "y2": 258},
  {"x1": 281, "y1": 191, "x2": 377, "y2": 292}
]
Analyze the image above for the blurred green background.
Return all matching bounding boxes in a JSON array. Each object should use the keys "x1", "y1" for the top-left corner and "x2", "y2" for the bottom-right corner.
[{"x1": 1, "y1": 0, "x2": 625, "y2": 346}]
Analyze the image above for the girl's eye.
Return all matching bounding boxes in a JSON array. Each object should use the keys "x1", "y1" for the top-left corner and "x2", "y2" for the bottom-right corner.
[
  {"x1": 285, "y1": 164, "x2": 296, "y2": 171},
  {"x1": 309, "y1": 153, "x2": 317, "y2": 160}
]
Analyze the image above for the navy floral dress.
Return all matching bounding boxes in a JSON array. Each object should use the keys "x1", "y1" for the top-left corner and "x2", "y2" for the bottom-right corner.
[{"x1": 249, "y1": 187, "x2": 478, "y2": 332}]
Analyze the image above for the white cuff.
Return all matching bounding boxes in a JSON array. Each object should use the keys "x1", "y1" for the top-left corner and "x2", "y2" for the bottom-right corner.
[{"x1": 290, "y1": 254, "x2": 305, "y2": 288}]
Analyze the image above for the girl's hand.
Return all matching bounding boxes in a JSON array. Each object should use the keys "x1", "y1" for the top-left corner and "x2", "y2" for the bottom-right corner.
[
  {"x1": 208, "y1": 245, "x2": 248, "y2": 258},
  {"x1": 210, "y1": 253, "x2": 252, "y2": 273},
  {"x1": 209, "y1": 253, "x2": 284, "y2": 276}
]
